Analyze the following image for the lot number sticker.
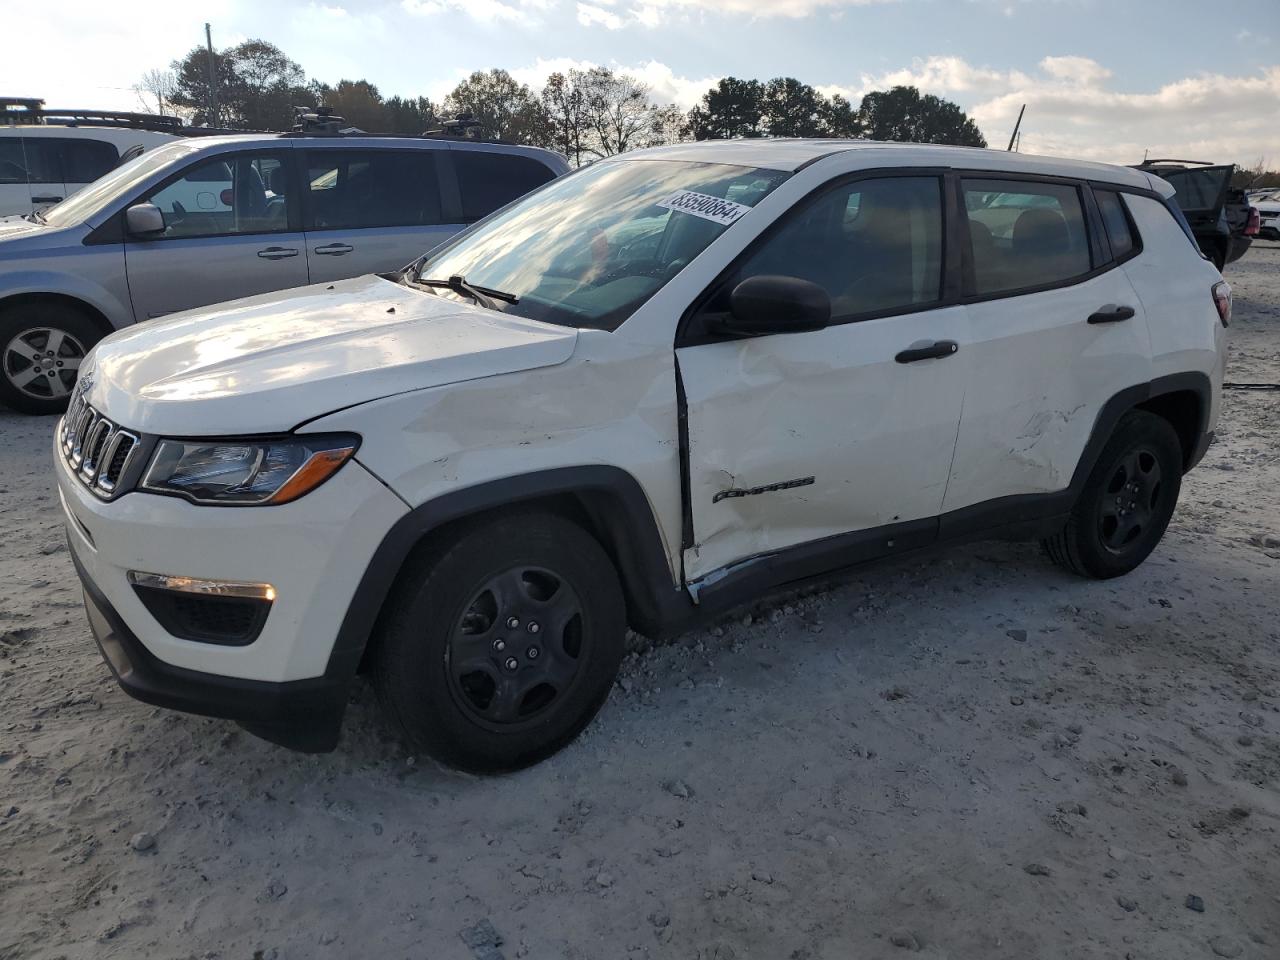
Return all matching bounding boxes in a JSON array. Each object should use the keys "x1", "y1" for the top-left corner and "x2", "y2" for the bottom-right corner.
[{"x1": 658, "y1": 191, "x2": 752, "y2": 226}]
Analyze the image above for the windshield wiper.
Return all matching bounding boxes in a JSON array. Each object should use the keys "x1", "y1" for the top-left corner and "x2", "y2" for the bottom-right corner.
[
  {"x1": 23, "y1": 210, "x2": 47, "y2": 224},
  {"x1": 414, "y1": 274, "x2": 519, "y2": 310}
]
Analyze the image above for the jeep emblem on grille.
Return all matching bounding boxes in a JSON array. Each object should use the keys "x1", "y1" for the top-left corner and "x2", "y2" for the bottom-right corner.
[{"x1": 76, "y1": 372, "x2": 94, "y2": 396}]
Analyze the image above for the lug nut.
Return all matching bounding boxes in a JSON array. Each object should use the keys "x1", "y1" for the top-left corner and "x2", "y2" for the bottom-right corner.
[
  {"x1": 493, "y1": 639, "x2": 506, "y2": 652},
  {"x1": 506, "y1": 616, "x2": 520, "y2": 629},
  {"x1": 504, "y1": 657, "x2": 518, "y2": 671},
  {"x1": 527, "y1": 646, "x2": 540, "y2": 660},
  {"x1": 527, "y1": 621, "x2": 541, "y2": 634}
]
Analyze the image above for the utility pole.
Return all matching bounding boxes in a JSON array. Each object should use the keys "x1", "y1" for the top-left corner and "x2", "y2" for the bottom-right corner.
[
  {"x1": 204, "y1": 23, "x2": 218, "y2": 127},
  {"x1": 1006, "y1": 103, "x2": 1026, "y2": 152}
]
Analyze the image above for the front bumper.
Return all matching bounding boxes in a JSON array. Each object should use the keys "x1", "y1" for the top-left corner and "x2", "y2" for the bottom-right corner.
[
  {"x1": 56, "y1": 426, "x2": 409, "y2": 750},
  {"x1": 72, "y1": 540, "x2": 349, "y2": 751}
]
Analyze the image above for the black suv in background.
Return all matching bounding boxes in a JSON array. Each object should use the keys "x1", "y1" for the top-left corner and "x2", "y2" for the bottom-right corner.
[{"x1": 1136, "y1": 160, "x2": 1259, "y2": 269}]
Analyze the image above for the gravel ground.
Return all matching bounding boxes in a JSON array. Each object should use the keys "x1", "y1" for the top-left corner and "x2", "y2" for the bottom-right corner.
[{"x1": 1, "y1": 245, "x2": 1278, "y2": 960}]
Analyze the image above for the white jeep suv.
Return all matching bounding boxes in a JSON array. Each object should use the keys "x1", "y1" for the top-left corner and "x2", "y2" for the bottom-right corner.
[{"x1": 55, "y1": 140, "x2": 1228, "y2": 772}]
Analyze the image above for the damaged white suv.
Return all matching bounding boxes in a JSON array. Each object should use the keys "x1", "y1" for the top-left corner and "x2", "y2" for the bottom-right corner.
[{"x1": 56, "y1": 140, "x2": 1227, "y2": 771}]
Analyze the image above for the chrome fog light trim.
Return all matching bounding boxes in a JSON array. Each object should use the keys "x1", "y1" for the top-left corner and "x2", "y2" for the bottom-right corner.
[{"x1": 126, "y1": 571, "x2": 277, "y2": 601}]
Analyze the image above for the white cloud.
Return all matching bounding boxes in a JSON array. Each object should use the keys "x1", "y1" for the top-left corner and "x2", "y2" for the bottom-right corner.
[
  {"x1": 577, "y1": 2, "x2": 625, "y2": 28},
  {"x1": 821, "y1": 55, "x2": 1280, "y2": 167},
  {"x1": 571, "y1": 0, "x2": 898, "y2": 28},
  {"x1": 400, "y1": 0, "x2": 545, "y2": 26}
]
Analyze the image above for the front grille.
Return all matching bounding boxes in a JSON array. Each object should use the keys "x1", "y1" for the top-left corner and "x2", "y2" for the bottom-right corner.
[{"x1": 60, "y1": 396, "x2": 140, "y2": 499}]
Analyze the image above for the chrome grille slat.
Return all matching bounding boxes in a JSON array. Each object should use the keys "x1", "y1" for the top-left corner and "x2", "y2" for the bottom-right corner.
[{"x1": 60, "y1": 402, "x2": 139, "y2": 500}]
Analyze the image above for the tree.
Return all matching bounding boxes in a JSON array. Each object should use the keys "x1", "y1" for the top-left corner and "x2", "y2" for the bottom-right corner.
[
  {"x1": 687, "y1": 77, "x2": 764, "y2": 140},
  {"x1": 541, "y1": 71, "x2": 590, "y2": 166},
  {"x1": 818, "y1": 93, "x2": 860, "y2": 138},
  {"x1": 384, "y1": 95, "x2": 437, "y2": 136},
  {"x1": 134, "y1": 68, "x2": 179, "y2": 117},
  {"x1": 579, "y1": 67, "x2": 665, "y2": 158},
  {"x1": 857, "y1": 85, "x2": 986, "y2": 147},
  {"x1": 760, "y1": 77, "x2": 829, "y2": 138},
  {"x1": 316, "y1": 79, "x2": 389, "y2": 132},
  {"x1": 170, "y1": 39, "x2": 312, "y2": 129},
  {"x1": 443, "y1": 70, "x2": 549, "y2": 144}
]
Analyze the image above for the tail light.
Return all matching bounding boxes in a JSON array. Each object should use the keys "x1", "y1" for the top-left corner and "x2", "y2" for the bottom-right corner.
[
  {"x1": 1212, "y1": 280, "x2": 1231, "y2": 327},
  {"x1": 1244, "y1": 207, "x2": 1260, "y2": 237}
]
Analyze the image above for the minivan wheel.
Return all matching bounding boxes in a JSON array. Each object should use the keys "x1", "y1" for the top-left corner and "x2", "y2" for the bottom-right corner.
[
  {"x1": 372, "y1": 511, "x2": 626, "y2": 773},
  {"x1": 0, "y1": 304, "x2": 102, "y2": 415},
  {"x1": 1042, "y1": 411, "x2": 1183, "y2": 579}
]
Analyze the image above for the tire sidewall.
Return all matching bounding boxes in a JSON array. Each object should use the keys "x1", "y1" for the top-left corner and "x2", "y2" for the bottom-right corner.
[
  {"x1": 0, "y1": 304, "x2": 103, "y2": 415},
  {"x1": 1071, "y1": 412, "x2": 1183, "y2": 578},
  {"x1": 375, "y1": 512, "x2": 626, "y2": 773}
]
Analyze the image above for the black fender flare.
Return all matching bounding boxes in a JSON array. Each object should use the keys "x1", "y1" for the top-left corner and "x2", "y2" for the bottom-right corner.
[{"x1": 323, "y1": 465, "x2": 691, "y2": 680}]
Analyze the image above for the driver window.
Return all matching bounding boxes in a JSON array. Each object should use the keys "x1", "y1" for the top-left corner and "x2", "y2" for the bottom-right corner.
[
  {"x1": 731, "y1": 176, "x2": 944, "y2": 321},
  {"x1": 143, "y1": 153, "x2": 291, "y2": 238}
]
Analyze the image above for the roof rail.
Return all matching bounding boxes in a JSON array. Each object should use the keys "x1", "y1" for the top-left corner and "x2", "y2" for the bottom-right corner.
[
  {"x1": 1, "y1": 102, "x2": 185, "y2": 133},
  {"x1": 1138, "y1": 158, "x2": 1216, "y2": 167}
]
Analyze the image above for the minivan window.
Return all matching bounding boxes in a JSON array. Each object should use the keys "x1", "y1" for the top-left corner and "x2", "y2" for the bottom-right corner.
[
  {"x1": 456, "y1": 152, "x2": 556, "y2": 221},
  {"x1": 42, "y1": 140, "x2": 202, "y2": 227},
  {"x1": 963, "y1": 179, "x2": 1091, "y2": 295},
  {"x1": 142, "y1": 152, "x2": 291, "y2": 238},
  {"x1": 417, "y1": 159, "x2": 788, "y2": 331},
  {"x1": 304, "y1": 149, "x2": 443, "y2": 230},
  {"x1": 0, "y1": 141, "x2": 27, "y2": 184},
  {"x1": 1096, "y1": 189, "x2": 1137, "y2": 260},
  {"x1": 16, "y1": 140, "x2": 62, "y2": 184},
  {"x1": 732, "y1": 176, "x2": 943, "y2": 320},
  {"x1": 59, "y1": 139, "x2": 119, "y2": 183}
]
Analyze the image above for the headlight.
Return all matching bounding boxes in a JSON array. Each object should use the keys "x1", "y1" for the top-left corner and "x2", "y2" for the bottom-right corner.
[{"x1": 141, "y1": 434, "x2": 360, "y2": 505}]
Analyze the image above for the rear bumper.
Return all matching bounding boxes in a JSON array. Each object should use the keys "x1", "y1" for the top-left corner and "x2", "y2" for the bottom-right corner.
[{"x1": 71, "y1": 539, "x2": 350, "y2": 751}]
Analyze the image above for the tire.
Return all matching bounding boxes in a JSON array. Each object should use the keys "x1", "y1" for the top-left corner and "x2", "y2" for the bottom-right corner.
[
  {"x1": 371, "y1": 510, "x2": 627, "y2": 773},
  {"x1": 0, "y1": 303, "x2": 103, "y2": 415},
  {"x1": 1042, "y1": 410, "x2": 1183, "y2": 579}
]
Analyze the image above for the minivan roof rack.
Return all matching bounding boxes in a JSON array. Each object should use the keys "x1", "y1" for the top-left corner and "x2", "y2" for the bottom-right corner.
[
  {"x1": 2, "y1": 99, "x2": 187, "y2": 133},
  {"x1": 1138, "y1": 159, "x2": 1216, "y2": 167}
]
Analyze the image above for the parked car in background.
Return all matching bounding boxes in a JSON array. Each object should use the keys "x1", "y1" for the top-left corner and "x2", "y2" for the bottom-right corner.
[
  {"x1": 1135, "y1": 160, "x2": 1256, "y2": 269},
  {"x1": 1250, "y1": 189, "x2": 1280, "y2": 241},
  {"x1": 56, "y1": 140, "x2": 1225, "y2": 771},
  {"x1": 1, "y1": 100, "x2": 182, "y2": 217},
  {"x1": 0, "y1": 131, "x2": 568, "y2": 413}
]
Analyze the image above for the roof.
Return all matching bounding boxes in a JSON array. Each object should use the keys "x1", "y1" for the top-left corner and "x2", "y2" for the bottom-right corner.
[{"x1": 621, "y1": 139, "x2": 1160, "y2": 192}]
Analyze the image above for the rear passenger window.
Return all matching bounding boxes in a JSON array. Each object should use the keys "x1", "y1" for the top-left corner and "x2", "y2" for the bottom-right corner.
[
  {"x1": 304, "y1": 150, "x2": 442, "y2": 230},
  {"x1": 0, "y1": 140, "x2": 27, "y2": 184},
  {"x1": 59, "y1": 139, "x2": 119, "y2": 183},
  {"x1": 455, "y1": 152, "x2": 555, "y2": 221},
  {"x1": 1095, "y1": 190, "x2": 1137, "y2": 260},
  {"x1": 18, "y1": 140, "x2": 63, "y2": 184},
  {"x1": 733, "y1": 176, "x2": 944, "y2": 320},
  {"x1": 963, "y1": 179, "x2": 1092, "y2": 295}
]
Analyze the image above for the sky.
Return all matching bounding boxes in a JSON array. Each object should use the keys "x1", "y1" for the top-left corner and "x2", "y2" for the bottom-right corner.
[{"x1": 7, "y1": 0, "x2": 1279, "y2": 168}]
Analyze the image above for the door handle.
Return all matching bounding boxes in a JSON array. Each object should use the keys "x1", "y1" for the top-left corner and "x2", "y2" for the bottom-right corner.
[
  {"x1": 1087, "y1": 304, "x2": 1135, "y2": 324},
  {"x1": 895, "y1": 340, "x2": 959, "y2": 364},
  {"x1": 32, "y1": 195, "x2": 62, "y2": 203},
  {"x1": 314, "y1": 243, "x2": 354, "y2": 256},
  {"x1": 257, "y1": 246, "x2": 299, "y2": 260}
]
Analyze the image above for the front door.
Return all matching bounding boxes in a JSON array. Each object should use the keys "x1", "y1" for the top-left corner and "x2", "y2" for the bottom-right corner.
[
  {"x1": 124, "y1": 150, "x2": 309, "y2": 319},
  {"x1": 677, "y1": 175, "x2": 970, "y2": 582},
  {"x1": 300, "y1": 147, "x2": 460, "y2": 282}
]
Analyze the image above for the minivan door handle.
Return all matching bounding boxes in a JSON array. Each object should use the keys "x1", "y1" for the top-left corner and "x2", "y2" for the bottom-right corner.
[
  {"x1": 257, "y1": 246, "x2": 300, "y2": 260},
  {"x1": 314, "y1": 243, "x2": 354, "y2": 256},
  {"x1": 32, "y1": 195, "x2": 63, "y2": 204},
  {"x1": 895, "y1": 340, "x2": 959, "y2": 364},
  {"x1": 1087, "y1": 304, "x2": 1136, "y2": 324}
]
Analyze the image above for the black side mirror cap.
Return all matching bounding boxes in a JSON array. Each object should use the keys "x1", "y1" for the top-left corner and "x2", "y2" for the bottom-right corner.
[{"x1": 716, "y1": 275, "x2": 831, "y2": 337}]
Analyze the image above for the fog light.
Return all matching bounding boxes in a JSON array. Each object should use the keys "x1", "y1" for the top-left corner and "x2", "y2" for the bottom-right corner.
[
  {"x1": 127, "y1": 571, "x2": 275, "y2": 600},
  {"x1": 128, "y1": 572, "x2": 275, "y2": 646}
]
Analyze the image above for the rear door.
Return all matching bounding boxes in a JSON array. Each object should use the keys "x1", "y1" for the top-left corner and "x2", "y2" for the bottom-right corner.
[
  {"x1": 943, "y1": 176, "x2": 1151, "y2": 516},
  {"x1": 300, "y1": 147, "x2": 456, "y2": 281},
  {"x1": 2, "y1": 137, "x2": 69, "y2": 212},
  {"x1": 124, "y1": 149, "x2": 308, "y2": 319},
  {"x1": 0, "y1": 138, "x2": 34, "y2": 216}
]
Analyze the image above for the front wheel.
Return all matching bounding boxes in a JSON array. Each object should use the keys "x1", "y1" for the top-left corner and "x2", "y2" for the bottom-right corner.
[
  {"x1": 1042, "y1": 411, "x2": 1183, "y2": 579},
  {"x1": 372, "y1": 511, "x2": 627, "y2": 773},
  {"x1": 0, "y1": 304, "x2": 102, "y2": 415}
]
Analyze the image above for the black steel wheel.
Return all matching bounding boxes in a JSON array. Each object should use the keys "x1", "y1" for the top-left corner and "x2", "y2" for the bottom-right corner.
[
  {"x1": 1043, "y1": 410, "x2": 1183, "y2": 579},
  {"x1": 372, "y1": 510, "x2": 626, "y2": 773}
]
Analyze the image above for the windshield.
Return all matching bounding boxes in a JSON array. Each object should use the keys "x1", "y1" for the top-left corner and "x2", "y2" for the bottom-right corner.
[
  {"x1": 43, "y1": 140, "x2": 204, "y2": 227},
  {"x1": 415, "y1": 158, "x2": 789, "y2": 331}
]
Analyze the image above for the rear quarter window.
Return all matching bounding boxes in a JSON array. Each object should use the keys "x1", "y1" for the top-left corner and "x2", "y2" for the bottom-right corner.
[
  {"x1": 60, "y1": 139, "x2": 119, "y2": 183},
  {"x1": 1095, "y1": 189, "x2": 1139, "y2": 260},
  {"x1": 455, "y1": 151, "x2": 556, "y2": 222}
]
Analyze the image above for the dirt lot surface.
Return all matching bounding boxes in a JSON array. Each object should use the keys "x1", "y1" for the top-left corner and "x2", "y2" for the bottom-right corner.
[{"x1": 2, "y1": 245, "x2": 1278, "y2": 960}]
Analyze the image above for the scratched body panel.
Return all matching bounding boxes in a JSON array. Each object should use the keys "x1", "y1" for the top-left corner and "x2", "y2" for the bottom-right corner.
[
  {"x1": 943, "y1": 267, "x2": 1153, "y2": 510},
  {"x1": 677, "y1": 305, "x2": 971, "y2": 580}
]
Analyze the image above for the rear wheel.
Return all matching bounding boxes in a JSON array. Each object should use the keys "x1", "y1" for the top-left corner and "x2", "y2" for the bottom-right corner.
[
  {"x1": 372, "y1": 510, "x2": 626, "y2": 773},
  {"x1": 1042, "y1": 411, "x2": 1183, "y2": 579},
  {"x1": 0, "y1": 303, "x2": 103, "y2": 415}
]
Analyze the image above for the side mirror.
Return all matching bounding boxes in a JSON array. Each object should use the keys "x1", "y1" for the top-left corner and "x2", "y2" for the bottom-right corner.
[
  {"x1": 719, "y1": 275, "x2": 831, "y2": 336},
  {"x1": 124, "y1": 202, "x2": 165, "y2": 237}
]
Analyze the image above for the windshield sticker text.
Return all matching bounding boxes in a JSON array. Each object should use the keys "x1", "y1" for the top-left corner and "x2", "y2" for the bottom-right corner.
[{"x1": 658, "y1": 191, "x2": 753, "y2": 226}]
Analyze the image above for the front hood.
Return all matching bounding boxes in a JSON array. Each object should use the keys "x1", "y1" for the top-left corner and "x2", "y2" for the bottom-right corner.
[
  {"x1": 85, "y1": 275, "x2": 578, "y2": 435},
  {"x1": 0, "y1": 216, "x2": 66, "y2": 252}
]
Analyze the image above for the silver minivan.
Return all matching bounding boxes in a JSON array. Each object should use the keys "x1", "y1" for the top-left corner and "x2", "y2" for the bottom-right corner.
[{"x1": 0, "y1": 133, "x2": 568, "y2": 413}]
